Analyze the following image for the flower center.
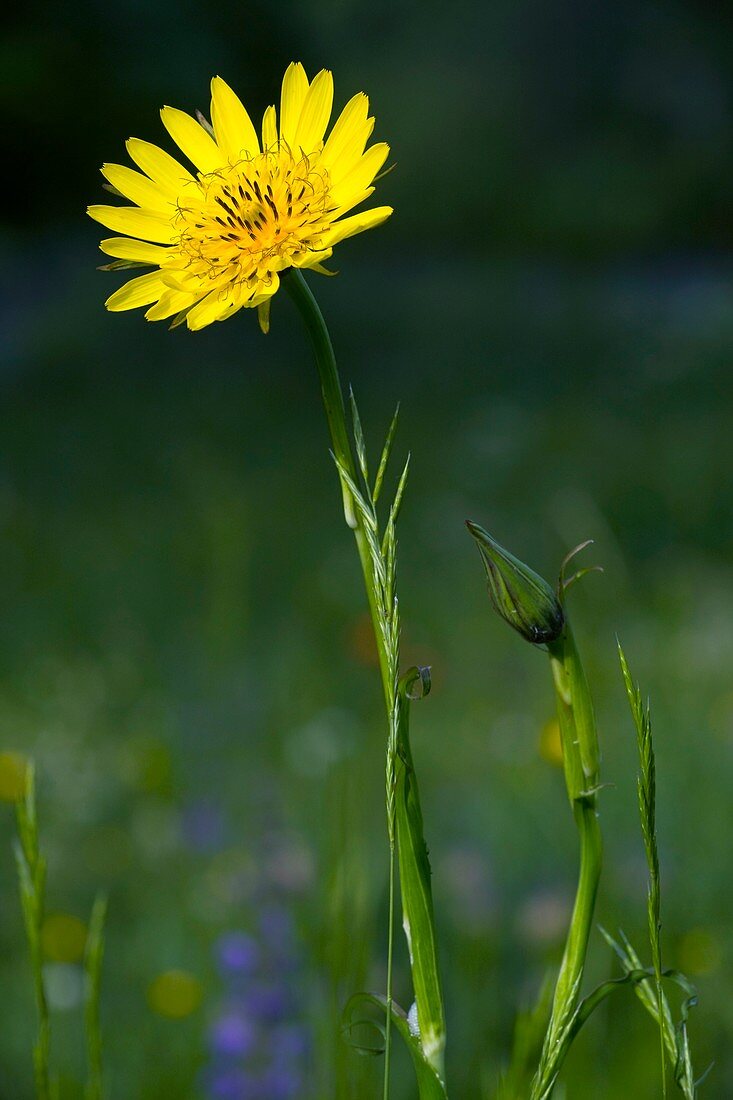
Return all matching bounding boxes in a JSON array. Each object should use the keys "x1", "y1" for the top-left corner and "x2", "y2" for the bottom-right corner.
[{"x1": 175, "y1": 149, "x2": 332, "y2": 287}]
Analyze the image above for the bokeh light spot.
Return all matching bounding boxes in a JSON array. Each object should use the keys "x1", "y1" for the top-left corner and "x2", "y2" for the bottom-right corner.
[
  {"x1": 539, "y1": 719, "x2": 564, "y2": 767},
  {"x1": 41, "y1": 913, "x2": 88, "y2": 963},
  {"x1": 678, "y1": 927, "x2": 722, "y2": 976}
]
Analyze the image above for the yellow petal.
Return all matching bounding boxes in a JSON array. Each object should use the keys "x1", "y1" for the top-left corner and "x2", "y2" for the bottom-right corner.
[
  {"x1": 99, "y1": 237, "x2": 171, "y2": 263},
  {"x1": 210, "y1": 76, "x2": 260, "y2": 161},
  {"x1": 294, "y1": 69, "x2": 333, "y2": 152},
  {"x1": 186, "y1": 290, "x2": 239, "y2": 331},
  {"x1": 261, "y1": 105, "x2": 277, "y2": 150},
  {"x1": 320, "y1": 93, "x2": 369, "y2": 169},
  {"x1": 145, "y1": 288, "x2": 198, "y2": 321},
  {"x1": 279, "y1": 62, "x2": 309, "y2": 147},
  {"x1": 160, "y1": 106, "x2": 223, "y2": 174},
  {"x1": 328, "y1": 143, "x2": 390, "y2": 208},
  {"x1": 257, "y1": 300, "x2": 271, "y2": 334},
  {"x1": 241, "y1": 274, "x2": 280, "y2": 308},
  {"x1": 126, "y1": 138, "x2": 195, "y2": 195},
  {"x1": 291, "y1": 247, "x2": 334, "y2": 269},
  {"x1": 88, "y1": 205, "x2": 177, "y2": 243},
  {"x1": 159, "y1": 266, "x2": 204, "y2": 293},
  {"x1": 320, "y1": 205, "x2": 393, "y2": 248},
  {"x1": 292, "y1": 250, "x2": 334, "y2": 273},
  {"x1": 310, "y1": 261, "x2": 338, "y2": 276},
  {"x1": 323, "y1": 122, "x2": 376, "y2": 187},
  {"x1": 105, "y1": 271, "x2": 167, "y2": 312},
  {"x1": 330, "y1": 186, "x2": 375, "y2": 220},
  {"x1": 101, "y1": 164, "x2": 174, "y2": 212}
]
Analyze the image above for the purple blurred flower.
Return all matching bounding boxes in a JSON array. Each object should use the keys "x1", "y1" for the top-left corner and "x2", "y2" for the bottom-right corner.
[
  {"x1": 216, "y1": 932, "x2": 259, "y2": 978},
  {"x1": 210, "y1": 1011, "x2": 256, "y2": 1059},
  {"x1": 258, "y1": 1065, "x2": 302, "y2": 1099},
  {"x1": 208, "y1": 1067, "x2": 257, "y2": 1100},
  {"x1": 243, "y1": 982, "x2": 291, "y2": 1022},
  {"x1": 182, "y1": 801, "x2": 227, "y2": 852},
  {"x1": 258, "y1": 906, "x2": 295, "y2": 951},
  {"x1": 270, "y1": 1023, "x2": 309, "y2": 1062}
]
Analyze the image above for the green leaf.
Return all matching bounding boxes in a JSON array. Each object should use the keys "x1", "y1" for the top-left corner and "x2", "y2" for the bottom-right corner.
[
  {"x1": 393, "y1": 667, "x2": 446, "y2": 1081},
  {"x1": 373, "y1": 404, "x2": 400, "y2": 504},
  {"x1": 344, "y1": 993, "x2": 448, "y2": 1100}
]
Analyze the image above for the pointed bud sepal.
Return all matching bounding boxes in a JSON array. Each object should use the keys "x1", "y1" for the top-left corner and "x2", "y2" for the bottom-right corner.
[{"x1": 466, "y1": 521, "x2": 565, "y2": 645}]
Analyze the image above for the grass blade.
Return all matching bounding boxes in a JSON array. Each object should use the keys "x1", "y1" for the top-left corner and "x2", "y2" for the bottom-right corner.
[
  {"x1": 84, "y1": 893, "x2": 108, "y2": 1100},
  {"x1": 373, "y1": 404, "x2": 400, "y2": 505}
]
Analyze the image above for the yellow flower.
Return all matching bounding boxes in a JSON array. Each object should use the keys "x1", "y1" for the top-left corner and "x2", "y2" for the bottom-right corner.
[{"x1": 88, "y1": 64, "x2": 392, "y2": 332}]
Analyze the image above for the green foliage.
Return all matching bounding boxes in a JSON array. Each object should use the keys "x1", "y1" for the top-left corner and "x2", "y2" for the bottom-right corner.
[
  {"x1": 334, "y1": 395, "x2": 446, "y2": 1087},
  {"x1": 13, "y1": 766, "x2": 108, "y2": 1100}
]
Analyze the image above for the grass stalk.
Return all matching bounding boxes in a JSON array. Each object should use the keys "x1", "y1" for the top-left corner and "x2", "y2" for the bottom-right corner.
[
  {"x1": 14, "y1": 763, "x2": 52, "y2": 1100},
  {"x1": 618, "y1": 644, "x2": 668, "y2": 1098}
]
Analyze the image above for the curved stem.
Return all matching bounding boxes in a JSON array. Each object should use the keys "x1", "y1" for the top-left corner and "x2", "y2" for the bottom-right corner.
[
  {"x1": 532, "y1": 803, "x2": 602, "y2": 1099},
  {"x1": 552, "y1": 802, "x2": 602, "y2": 1025}
]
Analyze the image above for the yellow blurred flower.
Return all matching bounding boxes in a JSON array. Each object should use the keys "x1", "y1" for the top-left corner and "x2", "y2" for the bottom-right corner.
[
  {"x1": 678, "y1": 926, "x2": 722, "y2": 976},
  {"x1": 0, "y1": 751, "x2": 29, "y2": 802},
  {"x1": 147, "y1": 969, "x2": 202, "y2": 1018},
  {"x1": 88, "y1": 64, "x2": 392, "y2": 332},
  {"x1": 539, "y1": 718, "x2": 564, "y2": 768},
  {"x1": 41, "y1": 913, "x2": 88, "y2": 963}
]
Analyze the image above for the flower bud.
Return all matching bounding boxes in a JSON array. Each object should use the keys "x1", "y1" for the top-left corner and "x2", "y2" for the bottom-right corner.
[{"x1": 466, "y1": 521, "x2": 565, "y2": 645}]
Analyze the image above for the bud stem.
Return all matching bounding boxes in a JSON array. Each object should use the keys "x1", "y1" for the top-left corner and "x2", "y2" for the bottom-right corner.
[
  {"x1": 548, "y1": 623, "x2": 600, "y2": 805},
  {"x1": 532, "y1": 622, "x2": 604, "y2": 1099}
]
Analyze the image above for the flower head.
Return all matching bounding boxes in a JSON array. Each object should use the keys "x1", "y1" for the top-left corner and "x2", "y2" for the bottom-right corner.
[
  {"x1": 466, "y1": 521, "x2": 565, "y2": 645},
  {"x1": 88, "y1": 65, "x2": 392, "y2": 331}
]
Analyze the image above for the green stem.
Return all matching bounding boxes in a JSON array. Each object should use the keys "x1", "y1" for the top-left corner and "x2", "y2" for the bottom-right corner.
[
  {"x1": 284, "y1": 268, "x2": 392, "y2": 709},
  {"x1": 284, "y1": 267, "x2": 398, "y2": 1091},
  {"x1": 531, "y1": 802, "x2": 602, "y2": 1099},
  {"x1": 551, "y1": 802, "x2": 602, "y2": 1032}
]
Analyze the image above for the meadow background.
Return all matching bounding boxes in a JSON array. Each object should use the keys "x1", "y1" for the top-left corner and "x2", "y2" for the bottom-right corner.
[{"x1": 2, "y1": 1, "x2": 733, "y2": 1096}]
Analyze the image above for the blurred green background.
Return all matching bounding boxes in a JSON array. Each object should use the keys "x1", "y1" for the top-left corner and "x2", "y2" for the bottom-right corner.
[{"x1": 2, "y1": 1, "x2": 733, "y2": 1096}]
